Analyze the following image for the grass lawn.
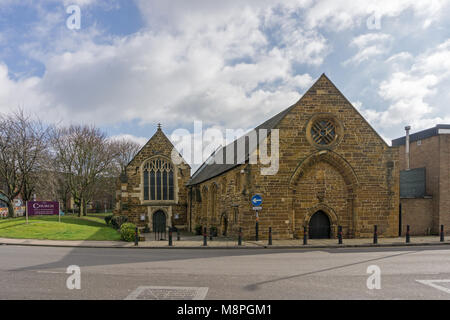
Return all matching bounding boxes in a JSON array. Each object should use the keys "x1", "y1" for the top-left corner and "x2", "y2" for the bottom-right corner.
[
  {"x1": 85, "y1": 212, "x2": 113, "y2": 218},
  {"x1": 0, "y1": 214, "x2": 120, "y2": 241}
]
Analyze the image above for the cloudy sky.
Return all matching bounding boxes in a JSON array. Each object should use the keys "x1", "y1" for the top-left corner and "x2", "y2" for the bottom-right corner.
[{"x1": 1, "y1": 0, "x2": 450, "y2": 149}]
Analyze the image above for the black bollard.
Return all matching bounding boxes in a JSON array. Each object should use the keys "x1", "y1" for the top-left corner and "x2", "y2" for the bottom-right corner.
[
  {"x1": 134, "y1": 227, "x2": 139, "y2": 246},
  {"x1": 406, "y1": 225, "x2": 410, "y2": 243},
  {"x1": 238, "y1": 227, "x2": 242, "y2": 246},
  {"x1": 338, "y1": 226, "x2": 343, "y2": 244},
  {"x1": 203, "y1": 227, "x2": 207, "y2": 246},
  {"x1": 268, "y1": 227, "x2": 272, "y2": 245},
  {"x1": 440, "y1": 225, "x2": 444, "y2": 242},
  {"x1": 373, "y1": 225, "x2": 378, "y2": 244},
  {"x1": 168, "y1": 227, "x2": 173, "y2": 246},
  {"x1": 303, "y1": 226, "x2": 308, "y2": 245}
]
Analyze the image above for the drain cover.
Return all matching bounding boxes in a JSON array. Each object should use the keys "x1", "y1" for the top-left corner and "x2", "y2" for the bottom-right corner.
[{"x1": 125, "y1": 286, "x2": 209, "y2": 300}]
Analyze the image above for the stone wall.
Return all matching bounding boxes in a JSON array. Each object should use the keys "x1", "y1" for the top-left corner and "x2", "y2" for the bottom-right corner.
[{"x1": 188, "y1": 166, "x2": 249, "y2": 237}]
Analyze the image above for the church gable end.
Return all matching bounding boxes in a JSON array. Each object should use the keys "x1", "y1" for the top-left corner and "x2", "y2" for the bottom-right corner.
[
  {"x1": 115, "y1": 125, "x2": 191, "y2": 232},
  {"x1": 250, "y1": 74, "x2": 399, "y2": 239}
]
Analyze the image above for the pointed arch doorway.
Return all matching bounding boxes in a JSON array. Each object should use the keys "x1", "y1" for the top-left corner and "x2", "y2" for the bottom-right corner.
[
  {"x1": 220, "y1": 213, "x2": 228, "y2": 236},
  {"x1": 309, "y1": 210, "x2": 331, "y2": 239},
  {"x1": 153, "y1": 210, "x2": 167, "y2": 240}
]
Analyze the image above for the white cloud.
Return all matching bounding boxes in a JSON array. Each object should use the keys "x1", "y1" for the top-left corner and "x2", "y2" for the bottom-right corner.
[
  {"x1": 0, "y1": 1, "x2": 327, "y2": 130},
  {"x1": 360, "y1": 39, "x2": 450, "y2": 133},
  {"x1": 1, "y1": 0, "x2": 450, "y2": 144},
  {"x1": 109, "y1": 133, "x2": 147, "y2": 146},
  {"x1": 344, "y1": 33, "x2": 393, "y2": 65},
  {"x1": 0, "y1": 63, "x2": 43, "y2": 114},
  {"x1": 304, "y1": 0, "x2": 449, "y2": 30}
]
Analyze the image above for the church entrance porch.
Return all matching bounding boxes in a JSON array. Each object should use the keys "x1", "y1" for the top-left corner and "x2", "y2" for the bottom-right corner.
[{"x1": 308, "y1": 210, "x2": 331, "y2": 239}]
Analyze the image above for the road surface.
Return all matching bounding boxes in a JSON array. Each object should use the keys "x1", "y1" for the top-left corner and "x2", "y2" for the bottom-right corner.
[{"x1": 1, "y1": 244, "x2": 450, "y2": 299}]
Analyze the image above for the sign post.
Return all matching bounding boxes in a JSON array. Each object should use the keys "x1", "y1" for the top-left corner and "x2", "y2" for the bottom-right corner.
[
  {"x1": 26, "y1": 201, "x2": 60, "y2": 222},
  {"x1": 251, "y1": 195, "x2": 263, "y2": 241},
  {"x1": 25, "y1": 201, "x2": 28, "y2": 224}
]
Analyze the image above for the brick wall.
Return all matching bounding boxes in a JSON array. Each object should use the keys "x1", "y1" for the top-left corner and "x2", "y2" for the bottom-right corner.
[
  {"x1": 396, "y1": 133, "x2": 450, "y2": 235},
  {"x1": 400, "y1": 198, "x2": 434, "y2": 235},
  {"x1": 397, "y1": 135, "x2": 440, "y2": 233},
  {"x1": 439, "y1": 134, "x2": 450, "y2": 235}
]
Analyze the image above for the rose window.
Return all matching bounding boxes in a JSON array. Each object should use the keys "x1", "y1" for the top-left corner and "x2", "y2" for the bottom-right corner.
[{"x1": 310, "y1": 119, "x2": 336, "y2": 145}]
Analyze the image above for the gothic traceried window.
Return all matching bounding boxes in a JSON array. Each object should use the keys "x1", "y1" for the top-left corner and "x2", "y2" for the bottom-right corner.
[{"x1": 143, "y1": 158, "x2": 175, "y2": 201}]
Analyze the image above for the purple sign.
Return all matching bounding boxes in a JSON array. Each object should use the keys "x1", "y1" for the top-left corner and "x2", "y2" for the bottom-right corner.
[{"x1": 27, "y1": 201, "x2": 60, "y2": 216}]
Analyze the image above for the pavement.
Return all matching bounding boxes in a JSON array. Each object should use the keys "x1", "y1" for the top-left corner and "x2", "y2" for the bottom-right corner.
[
  {"x1": 0, "y1": 235, "x2": 448, "y2": 249},
  {"x1": 2, "y1": 244, "x2": 450, "y2": 299}
]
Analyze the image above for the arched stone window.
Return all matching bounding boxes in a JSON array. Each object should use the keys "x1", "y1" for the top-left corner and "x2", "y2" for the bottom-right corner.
[
  {"x1": 210, "y1": 183, "x2": 218, "y2": 224},
  {"x1": 143, "y1": 158, "x2": 175, "y2": 201},
  {"x1": 221, "y1": 177, "x2": 227, "y2": 193},
  {"x1": 235, "y1": 171, "x2": 241, "y2": 192},
  {"x1": 201, "y1": 186, "x2": 208, "y2": 224}
]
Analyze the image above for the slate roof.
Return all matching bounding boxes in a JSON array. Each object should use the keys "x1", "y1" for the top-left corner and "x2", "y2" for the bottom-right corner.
[
  {"x1": 187, "y1": 73, "x2": 388, "y2": 186},
  {"x1": 392, "y1": 124, "x2": 450, "y2": 146},
  {"x1": 187, "y1": 102, "x2": 297, "y2": 186}
]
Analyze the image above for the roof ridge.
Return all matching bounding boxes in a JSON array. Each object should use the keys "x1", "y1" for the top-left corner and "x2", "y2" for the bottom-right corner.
[{"x1": 186, "y1": 73, "x2": 367, "y2": 186}]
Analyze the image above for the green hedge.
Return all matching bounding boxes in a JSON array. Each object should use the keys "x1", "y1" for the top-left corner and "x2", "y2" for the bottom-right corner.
[
  {"x1": 111, "y1": 215, "x2": 128, "y2": 229},
  {"x1": 120, "y1": 222, "x2": 138, "y2": 242},
  {"x1": 104, "y1": 215, "x2": 113, "y2": 225}
]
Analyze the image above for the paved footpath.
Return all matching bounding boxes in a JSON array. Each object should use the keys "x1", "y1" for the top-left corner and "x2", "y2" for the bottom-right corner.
[{"x1": 0, "y1": 235, "x2": 449, "y2": 249}]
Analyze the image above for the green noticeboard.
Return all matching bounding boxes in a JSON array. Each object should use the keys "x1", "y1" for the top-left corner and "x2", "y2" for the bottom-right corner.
[{"x1": 400, "y1": 168, "x2": 426, "y2": 198}]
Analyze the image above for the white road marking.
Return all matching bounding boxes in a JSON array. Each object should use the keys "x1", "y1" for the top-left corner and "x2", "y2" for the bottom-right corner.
[
  {"x1": 125, "y1": 286, "x2": 209, "y2": 300},
  {"x1": 36, "y1": 270, "x2": 65, "y2": 274},
  {"x1": 416, "y1": 280, "x2": 450, "y2": 294}
]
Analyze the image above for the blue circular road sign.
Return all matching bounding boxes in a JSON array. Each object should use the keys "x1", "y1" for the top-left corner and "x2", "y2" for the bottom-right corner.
[{"x1": 251, "y1": 194, "x2": 263, "y2": 206}]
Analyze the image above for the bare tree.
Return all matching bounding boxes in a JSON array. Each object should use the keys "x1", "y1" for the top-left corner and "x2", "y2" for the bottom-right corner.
[
  {"x1": 110, "y1": 138, "x2": 141, "y2": 176},
  {"x1": 0, "y1": 110, "x2": 49, "y2": 217},
  {"x1": 51, "y1": 125, "x2": 119, "y2": 216}
]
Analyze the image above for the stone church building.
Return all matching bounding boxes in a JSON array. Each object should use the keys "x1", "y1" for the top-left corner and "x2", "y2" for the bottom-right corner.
[{"x1": 116, "y1": 74, "x2": 400, "y2": 239}]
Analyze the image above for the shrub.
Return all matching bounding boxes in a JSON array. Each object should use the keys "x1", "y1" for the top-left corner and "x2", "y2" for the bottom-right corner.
[
  {"x1": 111, "y1": 215, "x2": 128, "y2": 229},
  {"x1": 104, "y1": 215, "x2": 113, "y2": 225},
  {"x1": 195, "y1": 224, "x2": 202, "y2": 235},
  {"x1": 120, "y1": 222, "x2": 138, "y2": 242}
]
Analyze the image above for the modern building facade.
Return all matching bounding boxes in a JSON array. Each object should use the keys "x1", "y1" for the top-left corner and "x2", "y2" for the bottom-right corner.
[{"x1": 392, "y1": 125, "x2": 450, "y2": 236}]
